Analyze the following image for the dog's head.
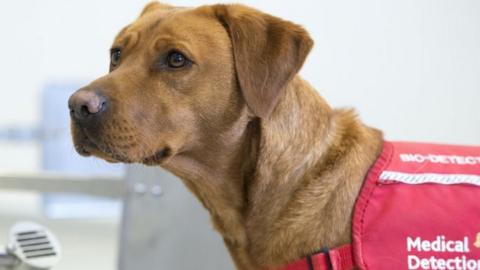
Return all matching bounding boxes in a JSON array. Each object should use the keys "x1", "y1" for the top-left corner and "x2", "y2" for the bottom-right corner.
[{"x1": 69, "y1": 2, "x2": 313, "y2": 165}]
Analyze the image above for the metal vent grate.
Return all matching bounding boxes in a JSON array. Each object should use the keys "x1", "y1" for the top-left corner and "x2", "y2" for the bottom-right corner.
[{"x1": 17, "y1": 231, "x2": 57, "y2": 259}]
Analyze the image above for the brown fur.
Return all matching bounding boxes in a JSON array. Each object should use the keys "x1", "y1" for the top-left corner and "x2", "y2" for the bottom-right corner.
[{"x1": 69, "y1": 2, "x2": 383, "y2": 269}]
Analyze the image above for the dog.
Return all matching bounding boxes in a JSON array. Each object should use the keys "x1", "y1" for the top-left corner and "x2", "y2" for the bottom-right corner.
[{"x1": 68, "y1": 2, "x2": 480, "y2": 270}]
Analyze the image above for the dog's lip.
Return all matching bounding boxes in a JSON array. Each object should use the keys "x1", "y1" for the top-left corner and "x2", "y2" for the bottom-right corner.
[
  {"x1": 142, "y1": 147, "x2": 172, "y2": 165},
  {"x1": 74, "y1": 131, "x2": 96, "y2": 157},
  {"x1": 75, "y1": 128, "x2": 125, "y2": 163},
  {"x1": 87, "y1": 140, "x2": 131, "y2": 163},
  {"x1": 75, "y1": 125, "x2": 172, "y2": 164}
]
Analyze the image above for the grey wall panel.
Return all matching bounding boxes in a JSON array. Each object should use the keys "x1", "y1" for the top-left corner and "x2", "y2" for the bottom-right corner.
[{"x1": 119, "y1": 164, "x2": 234, "y2": 270}]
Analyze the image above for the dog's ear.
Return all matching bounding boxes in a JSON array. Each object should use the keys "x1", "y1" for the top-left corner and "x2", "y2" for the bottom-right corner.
[
  {"x1": 213, "y1": 4, "x2": 313, "y2": 118},
  {"x1": 140, "y1": 2, "x2": 174, "y2": 17}
]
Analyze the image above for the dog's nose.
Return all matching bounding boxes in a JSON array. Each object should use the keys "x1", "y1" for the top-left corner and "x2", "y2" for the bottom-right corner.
[{"x1": 68, "y1": 89, "x2": 108, "y2": 121}]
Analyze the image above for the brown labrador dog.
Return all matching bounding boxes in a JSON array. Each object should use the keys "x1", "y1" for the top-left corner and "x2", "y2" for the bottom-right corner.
[{"x1": 69, "y1": 2, "x2": 383, "y2": 269}]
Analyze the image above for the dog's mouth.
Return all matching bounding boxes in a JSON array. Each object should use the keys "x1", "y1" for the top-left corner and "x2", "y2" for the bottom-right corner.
[
  {"x1": 74, "y1": 129, "x2": 129, "y2": 163},
  {"x1": 73, "y1": 126, "x2": 173, "y2": 165}
]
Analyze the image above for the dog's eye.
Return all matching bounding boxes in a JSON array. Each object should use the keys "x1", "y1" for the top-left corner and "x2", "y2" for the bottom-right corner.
[
  {"x1": 110, "y1": 48, "x2": 121, "y2": 67},
  {"x1": 166, "y1": 51, "x2": 187, "y2": 68}
]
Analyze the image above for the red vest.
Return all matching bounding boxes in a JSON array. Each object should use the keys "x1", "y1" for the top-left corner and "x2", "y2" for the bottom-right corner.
[{"x1": 277, "y1": 141, "x2": 480, "y2": 270}]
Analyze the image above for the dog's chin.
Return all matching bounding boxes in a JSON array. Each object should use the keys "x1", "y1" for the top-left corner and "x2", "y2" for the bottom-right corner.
[
  {"x1": 74, "y1": 142, "x2": 123, "y2": 163},
  {"x1": 74, "y1": 143, "x2": 93, "y2": 157},
  {"x1": 75, "y1": 139, "x2": 173, "y2": 165}
]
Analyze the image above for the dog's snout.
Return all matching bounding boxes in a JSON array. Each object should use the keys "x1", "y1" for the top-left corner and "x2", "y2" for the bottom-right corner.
[{"x1": 68, "y1": 89, "x2": 108, "y2": 122}]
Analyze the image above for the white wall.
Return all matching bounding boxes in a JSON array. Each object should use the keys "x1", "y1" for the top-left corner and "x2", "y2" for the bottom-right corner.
[{"x1": 0, "y1": 0, "x2": 479, "y2": 171}]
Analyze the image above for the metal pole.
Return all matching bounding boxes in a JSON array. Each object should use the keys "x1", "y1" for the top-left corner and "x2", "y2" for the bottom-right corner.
[{"x1": 0, "y1": 173, "x2": 123, "y2": 199}]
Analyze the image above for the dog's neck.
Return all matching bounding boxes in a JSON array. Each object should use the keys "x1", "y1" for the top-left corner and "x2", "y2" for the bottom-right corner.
[{"x1": 163, "y1": 76, "x2": 383, "y2": 269}]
